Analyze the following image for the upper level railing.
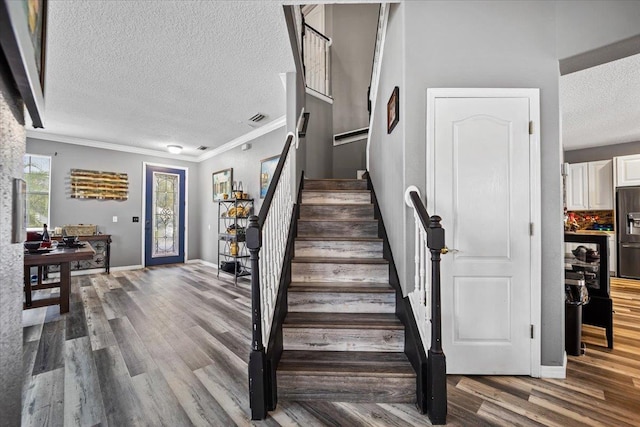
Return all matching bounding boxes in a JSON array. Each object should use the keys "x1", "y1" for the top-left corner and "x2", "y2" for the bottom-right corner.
[
  {"x1": 247, "y1": 133, "x2": 295, "y2": 420},
  {"x1": 404, "y1": 185, "x2": 447, "y2": 425},
  {"x1": 302, "y1": 23, "x2": 331, "y2": 97}
]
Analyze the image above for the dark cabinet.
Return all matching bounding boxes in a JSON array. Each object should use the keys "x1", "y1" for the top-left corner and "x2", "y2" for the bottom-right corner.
[{"x1": 564, "y1": 233, "x2": 613, "y2": 348}]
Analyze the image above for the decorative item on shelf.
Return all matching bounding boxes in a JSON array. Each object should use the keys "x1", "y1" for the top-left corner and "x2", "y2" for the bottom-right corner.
[
  {"x1": 70, "y1": 169, "x2": 129, "y2": 200},
  {"x1": 230, "y1": 241, "x2": 239, "y2": 256},
  {"x1": 63, "y1": 224, "x2": 97, "y2": 236},
  {"x1": 234, "y1": 181, "x2": 244, "y2": 200},
  {"x1": 212, "y1": 168, "x2": 233, "y2": 201}
]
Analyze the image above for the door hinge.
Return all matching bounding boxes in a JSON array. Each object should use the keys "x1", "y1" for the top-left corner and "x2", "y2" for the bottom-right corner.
[
  {"x1": 529, "y1": 223, "x2": 534, "y2": 236},
  {"x1": 529, "y1": 121, "x2": 534, "y2": 135},
  {"x1": 530, "y1": 324, "x2": 534, "y2": 339}
]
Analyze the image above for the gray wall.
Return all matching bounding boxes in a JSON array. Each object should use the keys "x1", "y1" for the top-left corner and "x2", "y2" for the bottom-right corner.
[
  {"x1": 198, "y1": 126, "x2": 287, "y2": 265},
  {"x1": 565, "y1": 140, "x2": 640, "y2": 163},
  {"x1": 369, "y1": 2, "x2": 405, "y2": 295},
  {"x1": 0, "y1": 62, "x2": 25, "y2": 426},
  {"x1": 556, "y1": 0, "x2": 640, "y2": 59},
  {"x1": 331, "y1": 3, "x2": 378, "y2": 135},
  {"x1": 25, "y1": 139, "x2": 200, "y2": 268},
  {"x1": 334, "y1": 139, "x2": 367, "y2": 179},
  {"x1": 331, "y1": 4, "x2": 378, "y2": 179},
  {"x1": 370, "y1": 1, "x2": 564, "y2": 366},
  {"x1": 304, "y1": 93, "x2": 333, "y2": 179}
]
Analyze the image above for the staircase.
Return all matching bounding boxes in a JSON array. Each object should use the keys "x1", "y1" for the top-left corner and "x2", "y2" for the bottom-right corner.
[{"x1": 277, "y1": 178, "x2": 415, "y2": 403}]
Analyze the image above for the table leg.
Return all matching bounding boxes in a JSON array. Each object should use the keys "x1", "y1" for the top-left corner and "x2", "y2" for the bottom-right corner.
[
  {"x1": 37, "y1": 265, "x2": 43, "y2": 285},
  {"x1": 24, "y1": 265, "x2": 32, "y2": 307},
  {"x1": 60, "y1": 262, "x2": 70, "y2": 313}
]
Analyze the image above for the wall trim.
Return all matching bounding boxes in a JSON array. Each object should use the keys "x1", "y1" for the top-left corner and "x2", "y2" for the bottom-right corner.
[
  {"x1": 26, "y1": 115, "x2": 287, "y2": 163},
  {"x1": 26, "y1": 131, "x2": 197, "y2": 162},
  {"x1": 196, "y1": 115, "x2": 287, "y2": 162},
  {"x1": 540, "y1": 353, "x2": 567, "y2": 379},
  {"x1": 305, "y1": 87, "x2": 334, "y2": 104}
]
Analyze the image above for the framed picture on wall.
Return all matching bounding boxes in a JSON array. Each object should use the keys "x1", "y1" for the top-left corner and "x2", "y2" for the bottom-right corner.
[
  {"x1": 212, "y1": 168, "x2": 233, "y2": 201},
  {"x1": 387, "y1": 86, "x2": 399, "y2": 134},
  {"x1": 0, "y1": 0, "x2": 48, "y2": 128},
  {"x1": 260, "y1": 155, "x2": 280, "y2": 198}
]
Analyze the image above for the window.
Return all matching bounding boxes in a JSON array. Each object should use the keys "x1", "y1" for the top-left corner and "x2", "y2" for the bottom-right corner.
[{"x1": 23, "y1": 154, "x2": 51, "y2": 229}]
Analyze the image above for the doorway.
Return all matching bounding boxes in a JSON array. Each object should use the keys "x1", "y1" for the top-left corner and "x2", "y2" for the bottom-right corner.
[
  {"x1": 143, "y1": 164, "x2": 187, "y2": 267},
  {"x1": 426, "y1": 88, "x2": 541, "y2": 375}
]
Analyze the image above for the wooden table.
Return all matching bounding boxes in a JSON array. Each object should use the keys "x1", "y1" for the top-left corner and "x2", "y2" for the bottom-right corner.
[{"x1": 23, "y1": 243, "x2": 95, "y2": 313}]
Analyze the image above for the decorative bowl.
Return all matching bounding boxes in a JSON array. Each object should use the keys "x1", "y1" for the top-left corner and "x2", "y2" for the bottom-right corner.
[
  {"x1": 24, "y1": 241, "x2": 41, "y2": 252},
  {"x1": 63, "y1": 236, "x2": 78, "y2": 246}
]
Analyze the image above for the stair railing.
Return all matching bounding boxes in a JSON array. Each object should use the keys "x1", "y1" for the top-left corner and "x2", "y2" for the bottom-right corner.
[
  {"x1": 247, "y1": 133, "x2": 295, "y2": 420},
  {"x1": 368, "y1": 3, "x2": 389, "y2": 115},
  {"x1": 404, "y1": 185, "x2": 447, "y2": 425},
  {"x1": 302, "y1": 22, "x2": 331, "y2": 97}
]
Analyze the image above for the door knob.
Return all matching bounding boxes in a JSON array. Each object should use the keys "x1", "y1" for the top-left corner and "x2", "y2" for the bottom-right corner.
[{"x1": 441, "y1": 246, "x2": 460, "y2": 255}]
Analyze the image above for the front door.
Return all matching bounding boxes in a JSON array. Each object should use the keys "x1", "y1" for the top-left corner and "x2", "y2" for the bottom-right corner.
[
  {"x1": 427, "y1": 89, "x2": 537, "y2": 375},
  {"x1": 144, "y1": 165, "x2": 186, "y2": 266}
]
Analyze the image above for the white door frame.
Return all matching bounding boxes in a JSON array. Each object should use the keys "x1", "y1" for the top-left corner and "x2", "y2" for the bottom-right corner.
[
  {"x1": 426, "y1": 88, "x2": 541, "y2": 377},
  {"x1": 141, "y1": 162, "x2": 190, "y2": 267}
]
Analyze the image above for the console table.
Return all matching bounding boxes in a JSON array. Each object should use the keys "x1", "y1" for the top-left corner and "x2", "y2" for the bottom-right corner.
[
  {"x1": 24, "y1": 244, "x2": 95, "y2": 313},
  {"x1": 50, "y1": 234, "x2": 112, "y2": 273}
]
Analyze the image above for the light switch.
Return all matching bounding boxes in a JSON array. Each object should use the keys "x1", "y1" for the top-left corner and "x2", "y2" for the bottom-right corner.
[{"x1": 112, "y1": 216, "x2": 118, "y2": 223}]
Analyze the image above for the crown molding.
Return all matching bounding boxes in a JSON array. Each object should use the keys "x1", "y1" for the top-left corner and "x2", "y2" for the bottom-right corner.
[
  {"x1": 26, "y1": 130, "x2": 198, "y2": 162},
  {"x1": 26, "y1": 115, "x2": 287, "y2": 163},
  {"x1": 196, "y1": 115, "x2": 286, "y2": 162}
]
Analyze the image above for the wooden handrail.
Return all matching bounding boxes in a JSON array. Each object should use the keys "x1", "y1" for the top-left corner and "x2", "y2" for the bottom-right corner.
[{"x1": 303, "y1": 23, "x2": 330, "y2": 42}]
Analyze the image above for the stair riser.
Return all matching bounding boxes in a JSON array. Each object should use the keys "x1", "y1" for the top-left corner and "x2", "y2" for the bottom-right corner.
[
  {"x1": 299, "y1": 204, "x2": 374, "y2": 220},
  {"x1": 302, "y1": 191, "x2": 371, "y2": 205},
  {"x1": 298, "y1": 221, "x2": 378, "y2": 238},
  {"x1": 277, "y1": 374, "x2": 414, "y2": 403},
  {"x1": 288, "y1": 291, "x2": 395, "y2": 313},
  {"x1": 295, "y1": 240, "x2": 383, "y2": 258},
  {"x1": 292, "y1": 263, "x2": 389, "y2": 283},
  {"x1": 283, "y1": 328, "x2": 404, "y2": 352},
  {"x1": 304, "y1": 180, "x2": 368, "y2": 191}
]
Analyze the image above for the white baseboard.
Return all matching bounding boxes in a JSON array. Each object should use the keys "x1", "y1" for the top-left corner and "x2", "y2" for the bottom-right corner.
[
  {"x1": 186, "y1": 259, "x2": 218, "y2": 269},
  {"x1": 539, "y1": 352, "x2": 567, "y2": 378}
]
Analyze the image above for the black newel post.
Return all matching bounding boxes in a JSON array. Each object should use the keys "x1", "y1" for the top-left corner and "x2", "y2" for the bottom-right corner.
[
  {"x1": 246, "y1": 215, "x2": 268, "y2": 420},
  {"x1": 426, "y1": 215, "x2": 447, "y2": 425}
]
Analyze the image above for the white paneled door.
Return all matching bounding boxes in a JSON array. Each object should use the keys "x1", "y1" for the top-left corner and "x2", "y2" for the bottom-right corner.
[{"x1": 427, "y1": 89, "x2": 539, "y2": 375}]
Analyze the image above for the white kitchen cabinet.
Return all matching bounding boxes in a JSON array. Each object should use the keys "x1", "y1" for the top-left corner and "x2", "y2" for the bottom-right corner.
[
  {"x1": 615, "y1": 154, "x2": 640, "y2": 187},
  {"x1": 588, "y1": 160, "x2": 613, "y2": 210},
  {"x1": 566, "y1": 160, "x2": 613, "y2": 210},
  {"x1": 566, "y1": 163, "x2": 589, "y2": 210}
]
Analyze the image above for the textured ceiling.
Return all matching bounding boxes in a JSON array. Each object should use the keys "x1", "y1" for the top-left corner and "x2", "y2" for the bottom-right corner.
[
  {"x1": 28, "y1": 1, "x2": 294, "y2": 159},
  {"x1": 561, "y1": 53, "x2": 640, "y2": 150}
]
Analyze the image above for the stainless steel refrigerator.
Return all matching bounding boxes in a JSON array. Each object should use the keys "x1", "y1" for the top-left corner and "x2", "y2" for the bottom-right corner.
[{"x1": 617, "y1": 187, "x2": 640, "y2": 279}]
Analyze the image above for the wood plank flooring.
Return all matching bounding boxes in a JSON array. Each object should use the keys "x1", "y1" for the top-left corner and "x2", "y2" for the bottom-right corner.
[{"x1": 22, "y1": 267, "x2": 640, "y2": 426}]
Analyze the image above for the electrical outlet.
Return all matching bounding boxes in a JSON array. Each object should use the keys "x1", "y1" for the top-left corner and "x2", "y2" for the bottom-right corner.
[{"x1": 112, "y1": 216, "x2": 118, "y2": 223}]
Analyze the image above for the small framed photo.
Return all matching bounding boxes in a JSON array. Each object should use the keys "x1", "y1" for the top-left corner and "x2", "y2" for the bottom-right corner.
[
  {"x1": 260, "y1": 155, "x2": 280, "y2": 198},
  {"x1": 212, "y1": 168, "x2": 233, "y2": 201},
  {"x1": 387, "y1": 86, "x2": 399, "y2": 134}
]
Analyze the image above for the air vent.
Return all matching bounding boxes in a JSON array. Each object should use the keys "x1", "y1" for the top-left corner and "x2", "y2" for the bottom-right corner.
[
  {"x1": 197, "y1": 146, "x2": 209, "y2": 151},
  {"x1": 249, "y1": 113, "x2": 266, "y2": 123}
]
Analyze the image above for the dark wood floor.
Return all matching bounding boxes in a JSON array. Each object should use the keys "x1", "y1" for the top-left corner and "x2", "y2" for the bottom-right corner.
[{"x1": 22, "y1": 265, "x2": 640, "y2": 426}]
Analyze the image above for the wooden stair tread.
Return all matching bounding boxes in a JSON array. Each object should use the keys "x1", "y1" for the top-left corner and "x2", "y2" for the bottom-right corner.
[
  {"x1": 288, "y1": 281, "x2": 393, "y2": 293},
  {"x1": 278, "y1": 351, "x2": 414, "y2": 377},
  {"x1": 302, "y1": 189, "x2": 370, "y2": 193},
  {"x1": 295, "y1": 237, "x2": 382, "y2": 242},
  {"x1": 298, "y1": 218, "x2": 378, "y2": 223},
  {"x1": 284, "y1": 312, "x2": 402, "y2": 329},
  {"x1": 292, "y1": 257, "x2": 388, "y2": 264},
  {"x1": 300, "y1": 203, "x2": 374, "y2": 207}
]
